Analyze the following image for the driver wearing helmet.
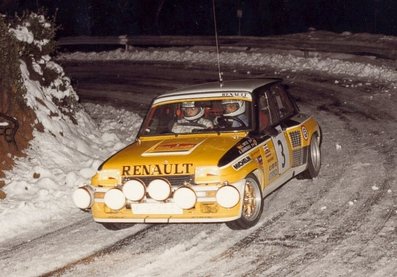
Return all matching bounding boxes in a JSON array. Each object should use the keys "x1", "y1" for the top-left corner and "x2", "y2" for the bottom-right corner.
[
  {"x1": 216, "y1": 100, "x2": 248, "y2": 128},
  {"x1": 171, "y1": 101, "x2": 213, "y2": 133}
]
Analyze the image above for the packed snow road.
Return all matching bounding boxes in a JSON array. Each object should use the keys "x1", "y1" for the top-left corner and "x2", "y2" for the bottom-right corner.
[{"x1": 1, "y1": 60, "x2": 396, "y2": 276}]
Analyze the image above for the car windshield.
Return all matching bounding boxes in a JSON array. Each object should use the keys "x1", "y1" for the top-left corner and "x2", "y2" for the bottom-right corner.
[{"x1": 139, "y1": 99, "x2": 252, "y2": 136}]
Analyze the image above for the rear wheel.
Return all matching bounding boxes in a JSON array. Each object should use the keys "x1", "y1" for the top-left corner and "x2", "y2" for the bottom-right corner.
[
  {"x1": 226, "y1": 174, "x2": 263, "y2": 230},
  {"x1": 299, "y1": 133, "x2": 321, "y2": 179}
]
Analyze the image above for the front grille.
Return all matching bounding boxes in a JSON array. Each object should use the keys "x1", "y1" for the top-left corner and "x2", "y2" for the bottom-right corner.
[
  {"x1": 289, "y1": 131, "x2": 301, "y2": 148},
  {"x1": 123, "y1": 175, "x2": 194, "y2": 187}
]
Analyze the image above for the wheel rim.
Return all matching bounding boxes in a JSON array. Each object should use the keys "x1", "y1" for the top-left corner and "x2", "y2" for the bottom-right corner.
[
  {"x1": 310, "y1": 136, "x2": 321, "y2": 172},
  {"x1": 242, "y1": 178, "x2": 261, "y2": 221}
]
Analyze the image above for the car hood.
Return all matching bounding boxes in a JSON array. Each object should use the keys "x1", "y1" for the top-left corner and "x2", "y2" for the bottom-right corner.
[{"x1": 99, "y1": 135, "x2": 247, "y2": 176}]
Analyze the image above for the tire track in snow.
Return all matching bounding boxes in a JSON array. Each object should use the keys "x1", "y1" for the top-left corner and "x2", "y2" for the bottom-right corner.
[{"x1": 40, "y1": 224, "x2": 156, "y2": 277}]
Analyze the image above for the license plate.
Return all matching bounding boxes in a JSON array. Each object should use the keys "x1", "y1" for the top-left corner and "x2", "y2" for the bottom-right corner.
[{"x1": 131, "y1": 203, "x2": 183, "y2": 214}]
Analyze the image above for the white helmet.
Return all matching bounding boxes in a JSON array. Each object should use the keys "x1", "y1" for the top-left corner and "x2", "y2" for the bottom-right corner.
[
  {"x1": 222, "y1": 100, "x2": 245, "y2": 117},
  {"x1": 181, "y1": 102, "x2": 204, "y2": 121}
]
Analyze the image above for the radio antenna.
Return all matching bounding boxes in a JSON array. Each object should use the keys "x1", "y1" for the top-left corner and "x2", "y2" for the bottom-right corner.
[{"x1": 212, "y1": 0, "x2": 223, "y2": 86}]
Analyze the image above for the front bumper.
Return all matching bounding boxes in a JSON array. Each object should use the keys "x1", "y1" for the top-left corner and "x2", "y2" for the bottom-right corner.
[{"x1": 90, "y1": 180, "x2": 245, "y2": 223}]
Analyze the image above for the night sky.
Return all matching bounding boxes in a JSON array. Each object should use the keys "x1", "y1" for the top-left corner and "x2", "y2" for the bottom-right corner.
[{"x1": 1, "y1": 0, "x2": 397, "y2": 37}]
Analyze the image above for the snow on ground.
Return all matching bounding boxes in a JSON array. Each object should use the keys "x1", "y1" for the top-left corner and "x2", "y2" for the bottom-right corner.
[
  {"x1": 0, "y1": 39, "x2": 396, "y2": 275},
  {"x1": 58, "y1": 47, "x2": 397, "y2": 86}
]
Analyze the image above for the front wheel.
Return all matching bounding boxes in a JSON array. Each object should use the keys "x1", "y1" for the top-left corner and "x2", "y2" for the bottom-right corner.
[{"x1": 226, "y1": 174, "x2": 263, "y2": 230}]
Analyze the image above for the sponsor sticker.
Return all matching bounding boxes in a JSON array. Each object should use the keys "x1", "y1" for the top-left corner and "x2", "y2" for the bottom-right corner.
[
  {"x1": 263, "y1": 144, "x2": 271, "y2": 158},
  {"x1": 269, "y1": 162, "x2": 277, "y2": 171},
  {"x1": 302, "y1": 126, "x2": 308, "y2": 141},
  {"x1": 122, "y1": 163, "x2": 193, "y2": 176},
  {"x1": 154, "y1": 143, "x2": 197, "y2": 152},
  {"x1": 221, "y1": 92, "x2": 248, "y2": 98},
  {"x1": 233, "y1": 156, "x2": 252, "y2": 170},
  {"x1": 237, "y1": 138, "x2": 257, "y2": 154},
  {"x1": 237, "y1": 138, "x2": 258, "y2": 154},
  {"x1": 256, "y1": 155, "x2": 263, "y2": 165},
  {"x1": 269, "y1": 169, "x2": 278, "y2": 179},
  {"x1": 268, "y1": 162, "x2": 278, "y2": 179}
]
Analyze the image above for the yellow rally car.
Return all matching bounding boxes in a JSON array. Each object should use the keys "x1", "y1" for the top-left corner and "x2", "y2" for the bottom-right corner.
[{"x1": 73, "y1": 79, "x2": 321, "y2": 230}]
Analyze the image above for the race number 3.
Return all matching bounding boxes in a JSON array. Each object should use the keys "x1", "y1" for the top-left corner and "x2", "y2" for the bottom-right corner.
[
  {"x1": 272, "y1": 126, "x2": 290, "y2": 174},
  {"x1": 277, "y1": 140, "x2": 286, "y2": 168}
]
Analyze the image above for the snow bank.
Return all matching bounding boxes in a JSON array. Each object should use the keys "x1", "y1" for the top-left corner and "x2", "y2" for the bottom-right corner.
[
  {"x1": 0, "y1": 18, "x2": 142, "y2": 243},
  {"x1": 0, "y1": 97, "x2": 142, "y2": 243},
  {"x1": 58, "y1": 48, "x2": 397, "y2": 85}
]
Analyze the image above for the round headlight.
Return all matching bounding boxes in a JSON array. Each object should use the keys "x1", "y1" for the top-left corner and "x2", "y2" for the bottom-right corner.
[
  {"x1": 147, "y1": 179, "x2": 171, "y2": 201},
  {"x1": 123, "y1": 180, "x2": 146, "y2": 201},
  {"x1": 104, "y1": 188, "x2": 126, "y2": 210},
  {"x1": 173, "y1": 187, "x2": 197, "y2": 209},
  {"x1": 72, "y1": 187, "x2": 93, "y2": 209},
  {"x1": 216, "y1": 185, "x2": 240, "y2": 208}
]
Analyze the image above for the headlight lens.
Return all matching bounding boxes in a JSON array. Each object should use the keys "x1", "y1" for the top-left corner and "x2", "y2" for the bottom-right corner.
[
  {"x1": 104, "y1": 188, "x2": 126, "y2": 210},
  {"x1": 173, "y1": 187, "x2": 197, "y2": 209},
  {"x1": 216, "y1": 185, "x2": 240, "y2": 208},
  {"x1": 72, "y1": 186, "x2": 93, "y2": 209},
  {"x1": 123, "y1": 180, "x2": 146, "y2": 201},
  {"x1": 147, "y1": 179, "x2": 171, "y2": 201}
]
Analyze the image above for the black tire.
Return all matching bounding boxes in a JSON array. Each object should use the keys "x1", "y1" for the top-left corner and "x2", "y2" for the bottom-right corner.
[
  {"x1": 100, "y1": 222, "x2": 134, "y2": 231},
  {"x1": 226, "y1": 174, "x2": 263, "y2": 230},
  {"x1": 299, "y1": 133, "x2": 321, "y2": 179}
]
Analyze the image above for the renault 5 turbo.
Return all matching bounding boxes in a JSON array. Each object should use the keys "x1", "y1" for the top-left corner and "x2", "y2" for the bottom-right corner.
[{"x1": 73, "y1": 79, "x2": 321, "y2": 230}]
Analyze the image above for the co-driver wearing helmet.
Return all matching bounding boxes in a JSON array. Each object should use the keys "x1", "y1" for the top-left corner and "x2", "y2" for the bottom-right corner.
[
  {"x1": 216, "y1": 100, "x2": 248, "y2": 128},
  {"x1": 171, "y1": 102, "x2": 213, "y2": 133}
]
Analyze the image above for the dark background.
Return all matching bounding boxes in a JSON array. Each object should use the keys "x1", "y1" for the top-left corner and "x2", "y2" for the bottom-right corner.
[{"x1": 1, "y1": 0, "x2": 397, "y2": 37}]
